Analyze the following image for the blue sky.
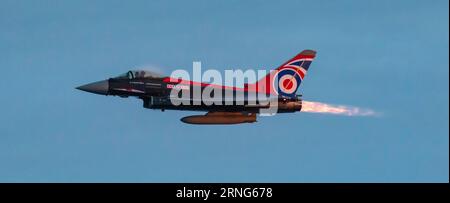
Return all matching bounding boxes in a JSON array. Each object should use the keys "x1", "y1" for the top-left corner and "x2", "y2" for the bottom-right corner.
[{"x1": 0, "y1": 0, "x2": 448, "y2": 182}]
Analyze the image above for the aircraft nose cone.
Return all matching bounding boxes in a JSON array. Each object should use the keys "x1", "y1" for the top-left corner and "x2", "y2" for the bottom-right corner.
[{"x1": 76, "y1": 80, "x2": 109, "y2": 95}]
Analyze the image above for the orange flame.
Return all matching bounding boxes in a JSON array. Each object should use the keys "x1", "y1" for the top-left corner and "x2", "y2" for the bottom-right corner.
[{"x1": 302, "y1": 101, "x2": 377, "y2": 116}]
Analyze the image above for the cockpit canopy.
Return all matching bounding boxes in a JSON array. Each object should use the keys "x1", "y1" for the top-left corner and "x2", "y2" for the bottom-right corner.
[{"x1": 115, "y1": 70, "x2": 163, "y2": 79}]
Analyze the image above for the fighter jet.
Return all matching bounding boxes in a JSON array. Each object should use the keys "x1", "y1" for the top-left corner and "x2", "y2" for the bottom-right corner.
[{"x1": 76, "y1": 50, "x2": 316, "y2": 124}]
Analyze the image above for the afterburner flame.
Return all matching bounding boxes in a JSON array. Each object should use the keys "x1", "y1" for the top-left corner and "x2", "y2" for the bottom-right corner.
[{"x1": 302, "y1": 101, "x2": 377, "y2": 116}]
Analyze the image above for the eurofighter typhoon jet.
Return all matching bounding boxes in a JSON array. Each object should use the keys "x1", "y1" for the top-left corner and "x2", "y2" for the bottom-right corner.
[{"x1": 76, "y1": 50, "x2": 316, "y2": 124}]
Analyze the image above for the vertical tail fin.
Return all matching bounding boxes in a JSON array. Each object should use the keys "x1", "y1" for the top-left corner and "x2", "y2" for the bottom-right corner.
[{"x1": 246, "y1": 50, "x2": 317, "y2": 97}]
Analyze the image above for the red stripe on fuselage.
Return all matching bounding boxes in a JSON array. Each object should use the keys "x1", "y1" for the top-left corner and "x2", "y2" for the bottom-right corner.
[{"x1": 163, "y1": 77, "x2": 253, "y2": 92}]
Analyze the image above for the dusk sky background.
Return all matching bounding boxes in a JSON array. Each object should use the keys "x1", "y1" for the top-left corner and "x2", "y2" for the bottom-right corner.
[{"x1": 0, "y1": 0, "x2": 448, "y2": 182}]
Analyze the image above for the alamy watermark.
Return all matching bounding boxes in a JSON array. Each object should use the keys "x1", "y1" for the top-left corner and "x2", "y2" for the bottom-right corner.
[{"x1": 166, "y1": 62, "x2": 289, "y2": 115}]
